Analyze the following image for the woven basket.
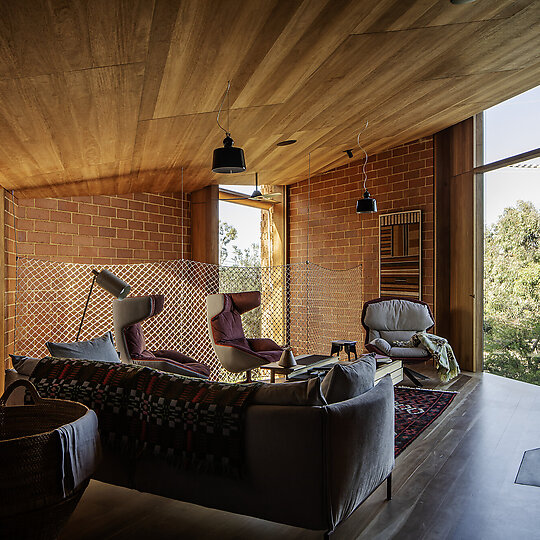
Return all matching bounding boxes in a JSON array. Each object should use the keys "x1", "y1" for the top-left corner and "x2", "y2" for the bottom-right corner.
[{"x1": 0, "y1": 379, "x2": 97, "y2": 540}]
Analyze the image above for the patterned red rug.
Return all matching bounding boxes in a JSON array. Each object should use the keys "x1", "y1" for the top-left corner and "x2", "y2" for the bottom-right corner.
[{"x1": 395, "y1": 387, "x2": 457, "y2": 457}]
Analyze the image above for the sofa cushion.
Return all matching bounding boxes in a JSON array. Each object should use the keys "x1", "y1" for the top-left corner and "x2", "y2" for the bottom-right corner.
[
  {"x1": 380, "y1": 330, "x2": 416, "y2": 343},
  {"x1": 369, "y1": 338, "x2": 391, "y2": 355},
  {"x1": 321, "y1": 355, "x2": 376, "y2": 404},
  {"x1": 9, "y1": 354, "x2": 41, "y2": 376},
  {"x1": 123, "y1": 323, "x2": 146, "y2": 356},
  {"x1": 252, "y1": 378, "x2": 327, "y2": 406},
  {"x1": 389, "y1": 346, "x2": 429, "y2": 358},
  {"x1": 46, "y1": 332, "x2": 120, "y2": 363}
]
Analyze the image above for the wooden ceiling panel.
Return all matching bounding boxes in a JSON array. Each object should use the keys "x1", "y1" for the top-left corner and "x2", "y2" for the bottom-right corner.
[
  {"x1": 232, "y1": 0, "x2": 385, "y2": 109},
  {"x1": 0, "y1": 0, "x2": 153, "y2": 79},
  {"x1": 353, "y1": 0, "x2": 531, "y2": 33},
  {"x1": 420, "y1": 8, "x2": 540, "y2": 80},
  {"x1": 152, "y1": 0, "x2": 291, "y2": 118},
  {"x1": 0, "y1": 0, "x2": 538, "y2": 198},
  {"x1": 0, "y1": 64, "x2": 144, "y2": 190}
]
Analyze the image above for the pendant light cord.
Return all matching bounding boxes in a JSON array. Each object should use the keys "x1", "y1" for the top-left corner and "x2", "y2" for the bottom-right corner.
[
  {"x1": 307, "y1": 152, "x2": 311, "y2": 264},
  {"x1": 180, "y1": 166, "x2": 184, "y2": 351},
  {"x1": 216, "y1": 80, "x2": 231, "y2": 136},
  {"x1": 11, "y1": 190, "x2": 19, "y2": 351},
  {"x1": 305, "y1": 152, "x2": 311, "y2": 351},
  {"x1": 181, "y1": 167, "x2": 184, "y2": 260},
  {"x1": 357, "y1": 120, "x2": 369, "y2": 191}
]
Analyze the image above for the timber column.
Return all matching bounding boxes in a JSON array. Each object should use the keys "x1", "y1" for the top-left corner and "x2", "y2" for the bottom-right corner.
[{"x1": 191, "y1": 185, "x2": 219, "y2": 265}]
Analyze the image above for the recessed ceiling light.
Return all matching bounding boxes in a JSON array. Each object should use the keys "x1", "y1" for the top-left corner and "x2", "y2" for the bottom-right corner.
[{"x1": 276, "y1": 139, "x2": 297, "y2": 147}]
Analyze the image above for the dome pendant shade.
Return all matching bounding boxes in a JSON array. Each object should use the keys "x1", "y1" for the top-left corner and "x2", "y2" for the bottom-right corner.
[
  {"x1": 212, "y1": 135, "x2": 246, "y2": 173},
  {"x1": 356, "y1": 190, "x2": 377, "y2": 213}
]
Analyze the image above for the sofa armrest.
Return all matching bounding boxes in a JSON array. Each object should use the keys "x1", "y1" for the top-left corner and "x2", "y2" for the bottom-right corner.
[{"x1": 324, "y1": 375, "x2": 395, "y2": 530}]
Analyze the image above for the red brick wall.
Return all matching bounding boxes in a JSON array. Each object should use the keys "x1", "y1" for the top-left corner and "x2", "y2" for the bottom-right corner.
[
  {"x1": 16, "y1": 192, "x2": 191, "y2": 264},
  {"x1": 288, "y1": 137, "x2": 434, "y2": 343},
  {"x1": 3, "y1": 191, "x2": 191, "y2": 361}
]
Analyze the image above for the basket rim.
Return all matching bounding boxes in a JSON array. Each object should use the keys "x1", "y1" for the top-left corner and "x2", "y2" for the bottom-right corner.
[{"x1": 0, "y1": 399, "x2": 93, "y2": 444}]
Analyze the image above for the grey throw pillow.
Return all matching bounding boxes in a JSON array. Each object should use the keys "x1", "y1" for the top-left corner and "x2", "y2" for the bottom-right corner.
[
  {"x1": 46, "y1": 331, "x2": 120, "y2": 363},
  {"x1": 252, "y1": 377, "x2": 327, "y2": 406},
  {"x1": 9, "y1": 354, "x2": 41, "y2": 376},
  {"x1": 321, "y1": 355, "x2": 376, "y2": 404},
  {"x1": 369, "y1": 337, "x2": 391, "y2": 355}
]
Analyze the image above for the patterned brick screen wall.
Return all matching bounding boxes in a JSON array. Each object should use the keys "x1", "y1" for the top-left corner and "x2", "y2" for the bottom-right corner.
[
  {"x1": 288, "y1": 137, "x2": 434, "y2": 348},
  {"x1": 4, "y1": 191, "x2": 190, "y2": 361}
]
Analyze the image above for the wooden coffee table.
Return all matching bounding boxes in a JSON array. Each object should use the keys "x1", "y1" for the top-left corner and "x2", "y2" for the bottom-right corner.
[
  {"x1": 261, "y1": 353, "x2": 403, "y2": 385},
  {"x1": 375, "y1": 358, "x2": 403, "y2": 386},
  {"x1": 260, "y1": 354, "x2": 338, "y2": 383}
]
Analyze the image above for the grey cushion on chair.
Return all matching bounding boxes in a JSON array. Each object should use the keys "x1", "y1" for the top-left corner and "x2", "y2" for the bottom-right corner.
[
  {"x1": 369, "y1": 338, "x2": 391, "y2": 355},
  {"x1": 364, "y1": 299, "x2": 434, "y2": 332},
  {"x1": 380, "y1": 330, "x2": 416, "y2": 343},
  {"x1": 364, "y1": 298, "x2": 435, "y2": 361},
  {"x1": 390, "y1": 346, "x2": 429, "y2": 358},
  {"x1": 365, "y1": 299, "x2": 434, "y2": 346},
  {"x1": 368, "y1": 338, "x2": 430, "y2": 359}
]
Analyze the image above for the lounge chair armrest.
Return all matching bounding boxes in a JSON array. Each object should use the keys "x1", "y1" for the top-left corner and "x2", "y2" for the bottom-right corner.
[
  {"x1": 247, "y1": 338, "x2": 282, "y2": 352},
  {"x1": 134, "y1": 359, "x2": 208, "y2": 379}
]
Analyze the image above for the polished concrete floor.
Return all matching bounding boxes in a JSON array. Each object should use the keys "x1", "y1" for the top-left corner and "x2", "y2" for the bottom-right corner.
[{"x1": 60, "y1": 364, "x2": 540, "y2": 540}]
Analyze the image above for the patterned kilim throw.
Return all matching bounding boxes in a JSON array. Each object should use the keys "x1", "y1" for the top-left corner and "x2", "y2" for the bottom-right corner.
[
  {"x1": 29, "y1": 358, "x2": 261, "y2": 476},
  {"x1": 394, "y1": 387, "x2": 457, "y2": 457}
]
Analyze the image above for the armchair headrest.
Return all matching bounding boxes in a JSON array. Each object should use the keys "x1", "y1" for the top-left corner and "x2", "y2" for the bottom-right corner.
[
  {"x1": 229, "y1": 291, "x2": 261, "y2": 314},
  {"x1": 113, "y1": 294, "x2": 165, "y2": 328},
  {"x1": 362, "y1": 297, "x2": 434, "y2": 335}
]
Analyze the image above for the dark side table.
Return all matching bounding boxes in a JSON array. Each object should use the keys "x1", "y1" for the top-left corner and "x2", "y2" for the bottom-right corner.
[{"x1": 330, "y1": 340, "x2": 358, "y2": 361}]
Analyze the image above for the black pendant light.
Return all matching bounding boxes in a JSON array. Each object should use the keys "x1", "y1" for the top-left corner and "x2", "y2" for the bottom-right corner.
[
  {"x1": 212, "y1": 81, "x2": 246, "y2": 174},
  {"x1": 356, "y1": 190, "x2": 377, "y2": 213},
  {"x1": 355, "y1": 121, "x2": 377, "y2": 214},
  {"x1": 251, "y1": 172, "x2": 262, "y2": 198}
]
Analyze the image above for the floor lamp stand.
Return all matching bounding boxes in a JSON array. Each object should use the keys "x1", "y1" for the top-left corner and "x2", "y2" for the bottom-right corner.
[{"x1": 76, "y1": 270, "x2": 99, "y2": 342}]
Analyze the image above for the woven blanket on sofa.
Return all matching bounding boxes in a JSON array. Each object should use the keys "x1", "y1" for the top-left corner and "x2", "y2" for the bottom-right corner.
[{"x1": 29, "y1": 358, "x2": 261, "y2": 475}]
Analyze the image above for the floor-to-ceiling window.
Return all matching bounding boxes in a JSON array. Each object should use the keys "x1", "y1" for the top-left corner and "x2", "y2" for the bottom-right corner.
[
  {"x1": 219, "y1": 185, "x2": 262, "y2": 267},
  {"x1": 482, "y1": 85, "x2": 540, "y2": 385}
]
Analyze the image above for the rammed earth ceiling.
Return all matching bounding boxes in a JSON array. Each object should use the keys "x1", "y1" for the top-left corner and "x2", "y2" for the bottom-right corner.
[{"x1": 1, "y1": 0, "x2": 540, "y2": 199}]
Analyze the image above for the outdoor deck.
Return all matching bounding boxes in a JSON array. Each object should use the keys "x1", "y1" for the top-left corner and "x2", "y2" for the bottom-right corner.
[{"x1": 60, "y1": 364, "x2": 540, "y2": 540}]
